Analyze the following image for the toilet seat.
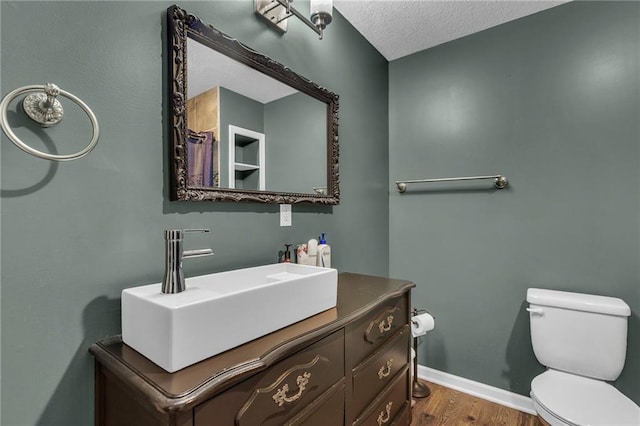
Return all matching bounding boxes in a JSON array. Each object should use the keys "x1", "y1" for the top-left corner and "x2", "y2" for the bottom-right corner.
[
  {"x1": 531, "y1": 370, "x2": 640, "y2": 426},
  {"x1": 531, "y1": 396, "x2": 574, "y2": 426}
]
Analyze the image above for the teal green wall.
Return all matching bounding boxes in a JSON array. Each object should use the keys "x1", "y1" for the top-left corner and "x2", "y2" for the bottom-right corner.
[
  {"x1": 0, "y1": 1, "x2": 389, "y2": 424},
  {"x1": 3, "y1": 1, "x2": 638, "y2": 425},
  {"x1": 264, "y1": 92, "x2": 326, "y2": 192},
  {"x1": 218, "y1": 89, "x2": 326, "y2": 193},
  {"x1": 389, "y1": 1, "x2": 639, "y2": 404}
]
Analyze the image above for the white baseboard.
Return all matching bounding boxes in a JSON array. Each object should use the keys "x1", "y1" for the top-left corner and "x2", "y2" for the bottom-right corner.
[{"x1": 417, "y1": 365, "x2": 537, "y2": 415}]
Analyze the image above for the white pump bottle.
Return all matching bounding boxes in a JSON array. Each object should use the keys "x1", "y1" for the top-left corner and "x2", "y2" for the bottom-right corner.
[{"x1": 316, "y1": 233, "x2": 331, "y2": 268}]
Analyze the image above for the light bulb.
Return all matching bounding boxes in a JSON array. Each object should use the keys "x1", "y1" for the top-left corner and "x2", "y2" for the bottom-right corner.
[
  {"x1": 310, "y1": 0, "x2": 332, "y2": 35},
  {"x1": 310, "y1": 0, "x2": 333, "y2": 17}
]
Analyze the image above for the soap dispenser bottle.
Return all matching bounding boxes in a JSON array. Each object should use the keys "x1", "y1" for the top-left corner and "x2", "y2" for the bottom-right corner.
[{"x1": 317, "y1": 233, "x2": 331, "y2": 268}]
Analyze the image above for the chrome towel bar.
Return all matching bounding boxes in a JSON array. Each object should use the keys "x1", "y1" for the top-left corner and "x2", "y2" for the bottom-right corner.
[
  {"x1": 396, "y1": 175, "x2": 508, "y2": 193},
  {"x1": 0, "y1": 83, "x2": 99, "y2": 161}
]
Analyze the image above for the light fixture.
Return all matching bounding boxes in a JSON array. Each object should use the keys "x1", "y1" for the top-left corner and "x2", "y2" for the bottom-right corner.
[{"x1": 255, "y1": 0, "x2": 333, "y2": 39}]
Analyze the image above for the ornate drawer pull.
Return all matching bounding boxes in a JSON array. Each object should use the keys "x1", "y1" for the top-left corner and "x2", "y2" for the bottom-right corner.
[
  {"x1": 366, "y1": 307, "x2": 400, "y2": 343},
  {"x1": 377, "y1": 402, "x2": 393, "y2": 425},
  {"x1": 378, "y1": 315, "x2": 394, "y2": 333},
  {"x1": 378, "y1": 358, "x2": 394, "y2": 379},
  {"x1": 272, "y1": 372, "x2": 311, "y2": 407}
]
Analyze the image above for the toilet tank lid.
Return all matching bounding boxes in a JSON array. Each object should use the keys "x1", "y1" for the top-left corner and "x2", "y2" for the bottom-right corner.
[{"x1": 527, "y1": 288, "x2": 630, "y2": 316}]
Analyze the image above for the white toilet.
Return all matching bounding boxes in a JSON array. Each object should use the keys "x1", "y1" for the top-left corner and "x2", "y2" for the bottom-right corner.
[{"x1": 527, "y1": 288, "x2": 640, "y2": 426}]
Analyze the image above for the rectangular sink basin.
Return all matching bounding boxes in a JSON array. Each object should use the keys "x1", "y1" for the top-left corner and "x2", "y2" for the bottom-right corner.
[{"x1": 122, "y1": 263, "x2": 337, "y2": 373}]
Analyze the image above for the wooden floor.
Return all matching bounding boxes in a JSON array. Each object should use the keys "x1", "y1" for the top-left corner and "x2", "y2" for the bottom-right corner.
[{"x1": 411, "y1": 381, "x2": 545, "y2": 426}]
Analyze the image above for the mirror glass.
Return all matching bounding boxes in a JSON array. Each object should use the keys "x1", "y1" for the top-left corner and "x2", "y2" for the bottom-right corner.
[
  {"x1": 168, "y1": 6, "x2": 339, "y2": 204},
  {"x1": 186, "y1": 38, "x2": 327, "y2": 193}
]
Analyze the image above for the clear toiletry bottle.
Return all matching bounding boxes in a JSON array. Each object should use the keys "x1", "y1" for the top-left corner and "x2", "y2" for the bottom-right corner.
[{"x1": 317, "y1": 233, "x2": 331, "y2": 268}]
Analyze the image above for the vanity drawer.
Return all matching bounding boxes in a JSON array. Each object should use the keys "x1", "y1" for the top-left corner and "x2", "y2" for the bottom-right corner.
[
  {"x1": 195, "y1": 330, "x2": 344, "y2": 426},
  {"x1": 351, "y1": 325, "x2": 410, "y2": 417},
  {"x1": 389, "y1": 402, "x2": 410, "y2": 426},
  {"x1": 353, "y1": 368, "x2": 409, "y2": 426},
  {"x1": 346, "y1": 295, "x2": 408, "y2": 368},
  {"x1": 285, "y1": 378, "x2": 345, "y2": 426}
]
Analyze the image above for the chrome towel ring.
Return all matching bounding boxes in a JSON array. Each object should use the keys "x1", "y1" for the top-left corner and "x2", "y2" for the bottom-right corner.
[{"x1": 0, "y1": 83, "x2": 99, "y2": 161}]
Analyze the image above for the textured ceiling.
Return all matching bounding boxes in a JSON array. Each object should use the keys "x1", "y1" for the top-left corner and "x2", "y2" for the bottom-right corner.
[
  {"x1": 187, "y1": 38, "x2": 297, "y2": 102},
  {"x1": 334, "y1": 0, "x2": 569, "y2": 61}
]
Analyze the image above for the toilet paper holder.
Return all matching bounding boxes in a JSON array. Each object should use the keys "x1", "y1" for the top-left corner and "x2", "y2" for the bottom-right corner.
[{"x1": 412, "y1": 308, "x2": 434, "y2": 399}]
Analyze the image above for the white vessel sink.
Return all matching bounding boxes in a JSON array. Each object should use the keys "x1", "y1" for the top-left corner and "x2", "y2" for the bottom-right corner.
[{"x1": 122, "y1": 263, "x2": 337, "y2": 373}]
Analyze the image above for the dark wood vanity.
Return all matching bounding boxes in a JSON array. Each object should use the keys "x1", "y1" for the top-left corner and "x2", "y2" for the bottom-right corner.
[{"x1": 90, "y1": 273, "x2": 415, "y2": 426}]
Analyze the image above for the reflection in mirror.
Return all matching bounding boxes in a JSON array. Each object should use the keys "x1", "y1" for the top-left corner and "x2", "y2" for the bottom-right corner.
[
  {"x1": 168, "y1": 5, "x2": 339, "y2": 203},
  {"x1": 186, "y1": 38, "x2": 327, "y2": 193}
]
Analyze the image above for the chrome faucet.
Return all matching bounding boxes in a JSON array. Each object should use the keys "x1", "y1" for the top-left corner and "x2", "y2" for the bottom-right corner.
[{"x1": 162, "y1": 229, "x2": 214, "y2": 294}]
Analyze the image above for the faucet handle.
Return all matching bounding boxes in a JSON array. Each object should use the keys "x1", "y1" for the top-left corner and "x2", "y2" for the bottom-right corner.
[
  {"x1": 183, "y1": 228, "x2": 210, "y2": 234},
  {"x1": 164, "y1": 228, "x2": 211, "y2": 240}
]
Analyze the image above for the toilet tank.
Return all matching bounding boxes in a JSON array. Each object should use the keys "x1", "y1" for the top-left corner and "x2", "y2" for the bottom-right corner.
[{"x1": 527, "y1": 288, "x2": 631, "y2": 381}]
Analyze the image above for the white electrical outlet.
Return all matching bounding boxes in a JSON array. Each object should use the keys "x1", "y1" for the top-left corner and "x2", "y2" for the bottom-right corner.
[{"x1": 280, "y1": 204, "x2": 292, "y2": 227}]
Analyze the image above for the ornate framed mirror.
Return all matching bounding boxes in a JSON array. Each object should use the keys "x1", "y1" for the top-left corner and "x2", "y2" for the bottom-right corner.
[{"x1": 167, "y1": 5, "x2": 339, "y2": 204}]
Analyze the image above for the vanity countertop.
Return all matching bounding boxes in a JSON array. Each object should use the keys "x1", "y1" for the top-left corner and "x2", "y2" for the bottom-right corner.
[{"x1": 89, "y1": 272, "x2": 414, "y2": 414}]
